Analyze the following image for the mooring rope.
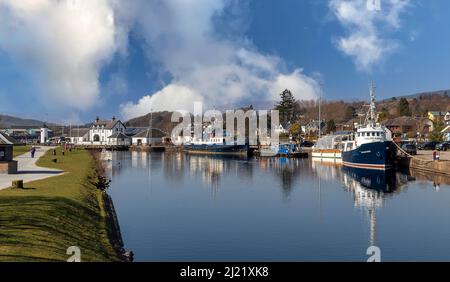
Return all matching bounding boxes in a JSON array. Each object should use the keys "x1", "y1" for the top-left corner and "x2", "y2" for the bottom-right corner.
[{"x1": 393, "y1": 141, "x2": 434, "y2": 164}]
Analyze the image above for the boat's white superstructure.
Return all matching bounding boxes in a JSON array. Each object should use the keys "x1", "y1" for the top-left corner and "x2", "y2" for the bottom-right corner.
[
  {"x1": 341, "y1": 83, "x2": 396, "y2": 170},
  {"x1": 312, "y1": 134, "x2": 351, "y2": 159}
]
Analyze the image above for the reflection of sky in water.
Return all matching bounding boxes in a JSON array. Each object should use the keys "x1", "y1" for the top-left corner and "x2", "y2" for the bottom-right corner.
[{"x1": 105, "y1": 152, "x2": 450, "y2": 262}]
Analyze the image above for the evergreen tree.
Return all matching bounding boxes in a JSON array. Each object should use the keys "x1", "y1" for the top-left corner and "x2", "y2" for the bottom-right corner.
[
  {"x1": 397, "y1": 98, "x2": 411, "y2": 116},
  {"x1": 378, "y1": 111, "x2": 388, "y2": 122},
  {"x1": 275, "y1": 89, "x2": 297, "y2": 125},
  {"x1": 344, "y1": 106, "x2": 356, "y2": 121},
  {"x1": 326, "y1": 119, "x2": 336, "y2": 134}
]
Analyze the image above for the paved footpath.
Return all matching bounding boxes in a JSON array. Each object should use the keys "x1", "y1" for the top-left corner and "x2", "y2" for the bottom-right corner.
[{"x1": 0, "y1": 146, "x2": 64, "y2": 190}]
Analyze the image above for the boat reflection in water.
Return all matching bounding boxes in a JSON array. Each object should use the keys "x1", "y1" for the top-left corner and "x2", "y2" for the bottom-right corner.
[
  {"x1": 341, "y1": 166, "x2": 410, "y2": 247},
  {"x1": 312, "y1": 158, "x2": 413, "y2": 248}
]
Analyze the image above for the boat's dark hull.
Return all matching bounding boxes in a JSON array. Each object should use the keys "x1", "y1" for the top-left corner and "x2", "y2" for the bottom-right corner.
[
  {"x1": 342, "y1": 141, "x2": 397, "y2": 170},
  {"x1": 342, "y1": 166, "x2": 398, "y2": 192},
  {"x1": 184, "y1": 144, "x2": 249, "y2": 156}
]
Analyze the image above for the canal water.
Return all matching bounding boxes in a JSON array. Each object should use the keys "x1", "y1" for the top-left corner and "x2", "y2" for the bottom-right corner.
[{"x1": 104, "y1": 151, "x2": 450, "y2": 262}]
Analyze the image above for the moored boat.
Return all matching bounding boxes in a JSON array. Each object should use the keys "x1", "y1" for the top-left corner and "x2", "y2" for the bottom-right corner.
[
  {"x1": 341, "y1": 84, "x2": 397, "y2": 170},
  {"x1": 312, "y1": 131, "x2": 353, "y2": 159},
  {"x1": 258, "y1": 145, "x2": 279, "y2": 157},
  {"x1": 311, "y1": 148, "x2": 342, "y2": 159},
  {"x1": 184, "y1": 137, "x2": 249, "y2": 156},
  {"x1": 184, "y1": 143, "x2": 249, "y2": 155}
]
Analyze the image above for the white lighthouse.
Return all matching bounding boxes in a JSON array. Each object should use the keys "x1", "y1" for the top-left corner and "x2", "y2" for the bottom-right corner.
[{"x1": 41, "y1": 124, "x2": 49, "y2": 144}]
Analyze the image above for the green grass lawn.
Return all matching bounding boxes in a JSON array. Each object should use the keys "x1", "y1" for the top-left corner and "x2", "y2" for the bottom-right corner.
[
  {"x1": 0, "y1": 147, "x2": 122, "y2": 262},
  {"x1": 13, "y1": 145, "x2": 31, "y2": 158}
]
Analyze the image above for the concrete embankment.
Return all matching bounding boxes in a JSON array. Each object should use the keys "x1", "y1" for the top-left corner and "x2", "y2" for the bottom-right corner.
[{"x1": 398, "y1": 157, "x2": 450, "y2": 176}]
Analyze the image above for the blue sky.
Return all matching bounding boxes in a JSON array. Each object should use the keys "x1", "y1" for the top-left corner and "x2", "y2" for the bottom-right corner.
[{"x1": 1, "y1": 0, "x2": 449, "y2": 123}]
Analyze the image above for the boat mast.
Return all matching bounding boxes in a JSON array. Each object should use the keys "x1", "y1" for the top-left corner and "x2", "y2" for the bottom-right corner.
[
  {"x1": 318, "y1": 91, "x2": 321, "y2": 138},
  {"x1": 369, "y1": 82, "x2": 377, "y2": 126}
]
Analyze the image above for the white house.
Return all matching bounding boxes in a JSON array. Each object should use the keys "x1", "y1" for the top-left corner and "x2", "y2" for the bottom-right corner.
[
  {"x1": 89, "y1": 117, "x2": 127, "y2": 145},
  {"x1": 67, "y1": 128, "x2": 90, "y2": 144},
  {"x1": 445, "y1": 111, "x2": 450, "y2": 125},
  {"x1": 107, "y1": 132, "x2": 131, "y2": 146},
  {"x1": 442, "y1": 125, "x2": 450, "y2": 141},
  {"x1": 131, "y1": 128, "x2": 167, "y2": 146}
]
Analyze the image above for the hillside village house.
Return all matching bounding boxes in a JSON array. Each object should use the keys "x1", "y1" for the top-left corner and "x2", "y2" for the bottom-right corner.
[
  {"x1": 442, "y1": 126, "x2": 450, "y2": 141},
  {"x1": 428, "y1": 111, "x2": 447, "y2": 122},
  {"x1": 445, "y1": 112, "x2": 450, "y2": 125},
  {"x1": 303, "y1": 120, "x2": 325, "y2": 135},
  {"x1": 385, "y1": 117, "x2": 434, "y2": 141}
]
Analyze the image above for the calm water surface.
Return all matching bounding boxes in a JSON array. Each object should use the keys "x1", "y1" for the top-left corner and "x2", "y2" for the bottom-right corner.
[{"x1": 104, "y1": 151, "x2": 450, "y2": 262}]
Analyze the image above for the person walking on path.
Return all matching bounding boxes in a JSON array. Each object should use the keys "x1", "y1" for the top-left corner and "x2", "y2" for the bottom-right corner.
[{"x1": 30, "y1": 146, "x2": 36, "y2": 158}]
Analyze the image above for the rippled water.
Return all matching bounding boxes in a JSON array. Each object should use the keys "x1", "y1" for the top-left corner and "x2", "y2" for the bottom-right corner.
[{"x1": 104, "y1": 151, "x2": 450, "y2": 262}]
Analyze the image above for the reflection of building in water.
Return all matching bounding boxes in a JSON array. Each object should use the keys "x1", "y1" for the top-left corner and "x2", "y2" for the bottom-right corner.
[
  {"x1": 408, "y1": 168, "x2": 450, "y2": 190},
  {"x1": 163, "y1": 153, "x2": 185, "y2": 182},
  {"x1": 341, "y1": 167, "x2": 409, "y2": 247},
  {"x1": 131, "y1": 151, "x2": 149, "y2": 169},
  {"x1": 261, "y1": 158, "x2": 302, "y2": 199},
  {"x1": 311, "y1": 158, "x2": 342, "y2": 181},
  {"x1": 101, "y1": 150, "x2": 124, "y2": 178},
  {"x1": 188, "y1": 155, "x2": 225, "y2": 192}
]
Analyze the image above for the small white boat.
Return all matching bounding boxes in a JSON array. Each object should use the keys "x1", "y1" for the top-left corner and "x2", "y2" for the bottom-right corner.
[
  {"x1": 259, "y1": 145, "x2": 279, "y2": 157},
  {"x1": 311, "y1": 133, "x2": 351, "y2": 159},
  {"x1": 312, "y1": 149, "x2": 342, "y2": 159}
]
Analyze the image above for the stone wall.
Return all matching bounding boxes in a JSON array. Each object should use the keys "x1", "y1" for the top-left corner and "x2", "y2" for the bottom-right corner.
[{"x1": 408, "y1": 157, "x2": 450, "y2": 176}]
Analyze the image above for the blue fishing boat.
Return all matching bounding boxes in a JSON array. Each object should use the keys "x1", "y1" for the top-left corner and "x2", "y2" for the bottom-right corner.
[{"x1": 342, "y1": 84, "x2": 397, "y2": 170}]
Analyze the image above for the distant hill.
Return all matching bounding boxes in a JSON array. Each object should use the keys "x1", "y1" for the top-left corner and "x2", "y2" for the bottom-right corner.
[
  {"x1": 0, "y1": 114, "x2": 52, "y2": 128},
  {"x1": 125, "y1": 111, "x2": 175, "y2": 134},
  {"x1": 380, "y1": 89, "x2": 450, "y2": 102}
]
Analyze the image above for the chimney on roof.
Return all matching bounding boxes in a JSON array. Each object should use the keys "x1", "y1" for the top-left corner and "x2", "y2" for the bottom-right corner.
[
  {"x1": 112, "y1": 116, "x2": 116, "y2": 121},
  {"x1": 96, "y1": 116, "x2": 100, "y2": 123}
]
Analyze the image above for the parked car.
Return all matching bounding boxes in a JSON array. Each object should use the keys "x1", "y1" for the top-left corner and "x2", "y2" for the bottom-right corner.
[
  {"x1": 301, "y1": 140, "x2": 315, "y2": 147},
  {"x1": 436, "y1": 142, "x2": 450, "y2": 151},
  {"x1": 418, "y1": 141, "x2": 439, "y2": 150},
  {"x1": 401, "y1": 143, "x2": 417, "y2": 155}
]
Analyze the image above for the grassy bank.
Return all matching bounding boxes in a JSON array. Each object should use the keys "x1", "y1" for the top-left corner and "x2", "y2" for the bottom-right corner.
[
  {"x1": 0, "y1": 147, "x2": 122, "y2": 262},
  {"x1": 13, "y1": 145, "x2": 31, "y2": 158}
]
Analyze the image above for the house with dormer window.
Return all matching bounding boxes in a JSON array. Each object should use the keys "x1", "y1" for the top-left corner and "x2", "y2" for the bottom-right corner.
[{"x1": 89, "y1": 117, "x2": 128, "y2": 145}]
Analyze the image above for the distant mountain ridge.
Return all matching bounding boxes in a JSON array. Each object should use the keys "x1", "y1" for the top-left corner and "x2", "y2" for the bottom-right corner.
[
  {"x1": 0, "y1": 114, "x2": 53, "y2": 128},
  {"x1": 380, "y1": 89, "x2": 450, "y2": 102}
]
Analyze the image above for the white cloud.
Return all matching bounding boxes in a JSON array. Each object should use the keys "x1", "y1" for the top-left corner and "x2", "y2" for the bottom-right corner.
[
  {"x1": 0, "y1": 0, "x2": 125, "y2": 110},
  {"x1": 120, "y1": 84, "x2": 203, "y2": 118},
  {"x1": 119, "y1": 0, "x2": 321, "y2": 119},
  {"x1": 0, "y1": 0, "x2": 321, "y2": 119},
  {"x1": 329, "y1": 0, "x2": 410, "y2": 71}
]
